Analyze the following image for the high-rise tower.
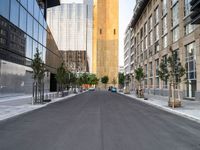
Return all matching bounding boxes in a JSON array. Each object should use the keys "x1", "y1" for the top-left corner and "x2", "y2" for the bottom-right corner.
[{"x1": 92, "y1": 0, "x2": 119, "y2": 86}]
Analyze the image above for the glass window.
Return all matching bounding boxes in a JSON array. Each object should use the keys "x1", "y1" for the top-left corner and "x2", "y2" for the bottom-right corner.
[
  {"x1": 155, "y1": 25, "x2": 159, "y2": 41},
  {"x1": 20, "y1": 0, "x2": 27, "y2": 9},
  {"x1": 0, "y1": 0, "x2": 10, "y2": 19},
  {"x1": 185, "y1": 23, "x2": 195, "y2": 35},
  {"x1": 33, "y1": 0, "x2": 40, "y2": 20},
  {"x1": 43, "y1": 29, "x2": 47, "y2": 46},
  {"x1": 32, "y1": 40, "x2": 38, "y2": 58},
  {"x1": 149, "y1": 16, "x2": 153, "y2": 30},
  {"x1": 27, "y1": 14, "x2": 33, "y2": 36},
  {"x1": 19, "y1": 6, "x2": 27, "y2": 32},
  {"x1": 26, "y1": 36, "x2": 32, "y2": 59},
  {"x1": 38, "y1": 25, "x2": 43, "y2": 44},
  {"x1": 184, "y1": 0, "x2": 191, "y2": 16},
  {"x1": 33, "y1": 20, "x2": 39, "y2": 40},
  {"x1": 172, "y1": 2, "x2": 179, "y2": 27},
  {"x1": 185, "y1": 42, "x2": 196, "y2": 98},
  {"x1": 10, "y1": 0, "x2": 20, "y2": 27},
  {"x1": 39, "y1": 11, "x2": 44, "y2": 26},
  {"x1": 172, "y1": 26, "x2": 179, "y2": 42},
  {"x1": 149, "y1": 31, "x2": 153, "y2": 45},
  {"x1": 28, "y1": 0, "x2": 34, "y2": 15},
  {"x1": 43, "y1": 46, "x2": 46, "y2": 63},
  {"x1": 155, "y1": 42, "x2": 159, "y2": 53},
  {"x1": 162, "y1": 15, "x2": 167, "y2": 35},
  {"x1": 155, "y1": 6, "x2": 159, "y2": 24},
  {"x1": 162, "y1": 0, "x2": 167, "y2": 15},
  {"x1": 163, "y1": 34, "x2": 168, "y2": 48}
]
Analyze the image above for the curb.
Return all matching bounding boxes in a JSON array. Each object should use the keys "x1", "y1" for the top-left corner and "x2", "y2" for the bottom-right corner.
[
  {"x1": 0, "y1": 92, "x2": 86, "y2": 122},
  {"x1": 119, "y1": 93, "x2": 200, "y2": 124}
]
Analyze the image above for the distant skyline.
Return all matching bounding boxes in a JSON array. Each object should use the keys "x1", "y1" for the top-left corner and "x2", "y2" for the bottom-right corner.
[
  {"x1": 119, "y1": 0, "x2": 136, "y2": 66},
  {"x1": 55, "y1": 0, "x2": 136, "y2": 67}
]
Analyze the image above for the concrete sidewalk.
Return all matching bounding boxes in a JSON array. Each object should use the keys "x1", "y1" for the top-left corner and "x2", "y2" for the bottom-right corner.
[
  {"x1": 120, "y1": 92, "x2": 200, "y2": 123},
  {"x1": 0, "y1": 92, "x2": 82, "y2": 121}
]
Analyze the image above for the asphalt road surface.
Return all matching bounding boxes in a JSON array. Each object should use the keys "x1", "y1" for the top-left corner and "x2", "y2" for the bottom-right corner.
[{"x1": 0, "y1": 91, "x2": 200, "y2": 150}]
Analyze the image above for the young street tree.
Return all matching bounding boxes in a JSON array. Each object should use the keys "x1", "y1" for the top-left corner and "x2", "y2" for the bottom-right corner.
[
  {"x1": 88, "y1": 74, "x2": 99, "y2": 86},
  {"x1": 55, "y1": 63, "x2": 66, "y2": 95},
  {"x1": 101, "y1": 76, "x2": 109, "y2": 89},
  {"x1": 31, "y1": 48, "x2": 45, "y2": 104},
  {"x1": 118, "y1": 73, "x2": 125, "y2": 88},
  {"x1": 135, "y1": 67, "x2": 145, "y2": 98},
  {"x1": 158, "y1": 48, "x2": 185, "y2": 108}
]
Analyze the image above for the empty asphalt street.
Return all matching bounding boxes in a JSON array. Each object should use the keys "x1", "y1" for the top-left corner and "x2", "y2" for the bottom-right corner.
[{"x1": 0, "y1": 91, "x2": 200, "y2": 150}]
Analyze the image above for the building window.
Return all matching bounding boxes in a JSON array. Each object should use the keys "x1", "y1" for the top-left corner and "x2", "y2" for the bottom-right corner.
[
  {"x1": 162, "y1": 15, "x2": 167, "y2": 35},
  {"x1": 27, "y1": 14, "x2": 33, "y2": 37},
  {"x1": 162, "y1": 0, "x2": 167, "y2": 15},
  {"x1": 155, "y1": 42, "x2": 159, "y2": 54},
  {"x1": 144, "y1": 22, "x2": 148, "y2": 36},
  {"x1": 172, "y1": 0, "x2": 178, "y2": 6},
  {"x1": 144, "y1": 36, "x2": 148, "y2": 50},
  {"x1": 185, "y1": 23, "x2": 195, "y2": 35},
  {"x1": 172, "y1": 26, "x2": 179, "y2": 42},
  {"x1": 184, "y1": 0, "x2": 191, "y2": 17},
  {"x1": 19, "y1": 6, "x2": 27, "y2": 32},
  {"x1": 162, "y1": 55, "x2": 168, "y2": 88},
  {"x1": 145, "y1": 64, "x2": 148, "y2": 88},
  {"x1": 114, "y1": 29, "x2": 116, "y2": 35},
  {"x1": 155, "y1": 59, "x2": 159, "y2": 88},
  {"x1": 0, "y1": 0, "x2": 10, "y2": 19},
  {"x1": 149, "y1": 15, "x2": 153, "y2": 30},
  {"x1": 155, "y1": 6, "x2": 159, "y2": 24},
  {"x1": 155, "y1": 25, "x2": 159, "y2": 41},
  {"x1": 172, "y1": 2, "x2": 179, "y2": 27},
  {"x1": 163, "y1": 34, "x2": 168, "y2": 48},
  {"x1": 185, "y1": 42, "x2": 196, "y2": 98},
  {"x1": 149, "y1": 62, "x2": 153, "y2": 88},
  {"x1": 149, "y1": 31, "x2": 153, "y2": 45},
  {"x1": 10, "y1": 0, "x2": 20, "y2": 27}
]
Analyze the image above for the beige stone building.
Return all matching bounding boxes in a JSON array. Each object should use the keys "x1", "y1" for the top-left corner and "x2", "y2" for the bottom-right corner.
[
  {"x1": 92, "y1": 0, "x2": 119, "y2": 87},
  {"x1": 126, "y1": 0, "x2": 200, "y2": 100}
]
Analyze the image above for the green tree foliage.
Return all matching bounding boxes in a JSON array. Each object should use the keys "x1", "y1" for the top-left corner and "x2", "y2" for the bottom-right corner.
[
  {"x1": 135, "y1": 67, "x2": 145, "y2": 87},
  {"x1": 158, "y1": 52, "x2": 186, "y2": 86},
  {"x1": 88, "y1": 74, "x2": 99, "y2": 85},
  {"x1": 31, "y1": 48, "x2": 45, "y2": 84},
  {"x1": 135, "y1": 67, "x2": 145, "y2": 98},
  {"x1": 55, "y1": 63, "x2": 66, "y2": 93},
  {"x1": 101, "y1": 76, "x2": 109, "y2": 88},
  {"x1": 31, "y1": 48, "x2": 45, "y2": 103},
  {"x1": 118, "y1": 73, "x2": 125, "y2": 87}
]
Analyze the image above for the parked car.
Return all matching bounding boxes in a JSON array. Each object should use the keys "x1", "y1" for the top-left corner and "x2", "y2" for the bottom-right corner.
[
  {"x1": 111, "y1": 87, "x2": 117, "y2": 93},
  {"x1": 89, "y1": 87, "x2": 95, "y2": 91}
]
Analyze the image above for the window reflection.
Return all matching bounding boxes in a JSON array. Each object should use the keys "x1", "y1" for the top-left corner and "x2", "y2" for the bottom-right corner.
[
  {"x1": 19, "y1": 6, "x2": 27, "y2": 32},
  {"x1": 10, "y1": 0, "x2": 20, "y2": 27},
  {"x1": 27, "y1": 14, "x2": 33, "y2": 36},
  {"x1": 0, "y1": 0, "x2": 10, "y2": 19},
  {"x1": 34, "y1": 20, "x2": 39, "y2": 40},
  {"x1": 26, "y1": 36, "x2": 32, "y2": 59},
  {"x1": 20, "y1": 0, "x2": 28, "y2": 9}
]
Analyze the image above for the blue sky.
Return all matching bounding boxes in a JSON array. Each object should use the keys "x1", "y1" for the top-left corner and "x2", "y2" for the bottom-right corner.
[{"x1": 119, "y1": 0, "x2": 136, "y2": 66}]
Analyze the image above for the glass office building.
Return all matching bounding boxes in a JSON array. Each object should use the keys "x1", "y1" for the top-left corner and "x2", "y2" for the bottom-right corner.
[
  {"x1": 0, "y1": 0, "x2": 63, "y2": 97},
  {"x1": 47, "y1": 0, "x2": 93, "y2": 72}
]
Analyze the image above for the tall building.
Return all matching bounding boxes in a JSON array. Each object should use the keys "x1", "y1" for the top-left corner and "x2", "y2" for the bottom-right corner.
[
  {"x1": 125, "y1": 0, "x2": 200, "y2": 100},
  {"x1": 47, "y1": 0, "x2": 93, "y2": 72},
  {"x1": 92, "y1": 0, "x2": 119, "y2": 86},
  {"x1": 0, "y1": 0, "x2": 63, "y2": 97},
  {"x1": 124, "y1": 24, "x2": 134, "y2": 90}
]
